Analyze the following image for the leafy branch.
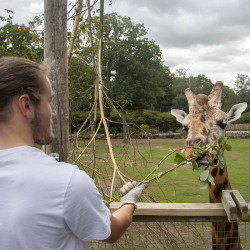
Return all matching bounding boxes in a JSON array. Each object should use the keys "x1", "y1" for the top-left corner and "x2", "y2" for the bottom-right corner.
[{"x1": 104, "y1": 136, "x2": 231, "y2": 205}]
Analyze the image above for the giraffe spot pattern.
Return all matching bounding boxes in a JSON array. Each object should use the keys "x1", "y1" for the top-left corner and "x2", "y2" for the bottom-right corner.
[
  {"x1": 201, "y1": 127, "x2": 207, "y2": 136},
  {"x1": 200, "y1": 115, "x2": 206, "y2": 123}
]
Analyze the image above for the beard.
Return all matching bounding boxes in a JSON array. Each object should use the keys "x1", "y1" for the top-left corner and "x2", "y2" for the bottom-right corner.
[{"x1": 30, "y1": 110, "x2": 55, "y2": 145}]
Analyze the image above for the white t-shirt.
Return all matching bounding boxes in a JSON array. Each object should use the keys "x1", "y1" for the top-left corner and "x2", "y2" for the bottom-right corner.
[{"x1": 0, "y1": 146, "x2": 111, "y2": 250}]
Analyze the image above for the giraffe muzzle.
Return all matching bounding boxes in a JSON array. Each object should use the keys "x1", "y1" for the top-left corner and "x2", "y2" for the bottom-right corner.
[{"x1": 196, "y1": 155, "x2": 209, "y2": 166}]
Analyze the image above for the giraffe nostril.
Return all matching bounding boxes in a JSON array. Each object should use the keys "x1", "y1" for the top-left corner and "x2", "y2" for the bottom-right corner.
[
  {"x1": 195, "y1": 139, "x2": 201, "y2": 144},
  {"x1": 187, "y1": 137, "x2": 203, "y2": 146}
]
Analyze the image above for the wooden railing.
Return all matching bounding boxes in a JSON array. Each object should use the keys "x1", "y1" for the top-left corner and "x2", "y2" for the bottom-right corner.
[
  {"x1": 91, "y1": 190, "x2": 250, "y2": 249},
  {"x1": 109, "y1": 190, "x2": 250, "y2": 222}
]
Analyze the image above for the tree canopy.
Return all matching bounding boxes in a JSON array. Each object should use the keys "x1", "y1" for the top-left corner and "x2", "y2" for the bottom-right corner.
[
  {"x1": 94, "y1": 13, "x2": 169, "y2": 110},
  {"x1": 0, "y1": 9, "x2": 44, "y2": 61},
  {"x1": 0, "y1": 9, "x2": 247, "y2": 128}
]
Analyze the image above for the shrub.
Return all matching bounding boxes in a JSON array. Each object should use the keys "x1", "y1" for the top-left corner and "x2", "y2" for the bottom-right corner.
[
  {"x1": 70, "y1": 109, "x2": 182, "y2": 134},
  {"x1": 231, "y1": 115, "x2": 245, "y2": 124},
  {"x1": 242, "y1": 112, "x2": 250, "y2": 124}
]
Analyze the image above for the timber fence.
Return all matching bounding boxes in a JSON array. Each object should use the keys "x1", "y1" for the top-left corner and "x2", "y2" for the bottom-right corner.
[
  {"x1": 227, "y1": 124, "x2": 250, "y2": 131},
  {"x1": 90, "y1": 190, "x2": 250, "y2": 249}
]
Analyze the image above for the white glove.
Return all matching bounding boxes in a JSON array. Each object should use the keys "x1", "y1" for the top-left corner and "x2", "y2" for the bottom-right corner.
[{"x1": 119, "y1": 181, "x2": 148, "y2": 210}]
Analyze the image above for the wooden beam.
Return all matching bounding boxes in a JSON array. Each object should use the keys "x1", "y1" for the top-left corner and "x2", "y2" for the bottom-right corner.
[
  {"x1": 110, "y1": 202, "x2": 227, "y2": 216},
  {"x1": 229, "y1": 190, "x2": 249, "y2": 221},
  {"x1": 222, "y1": 190, "x2": 237, "y2": 221},
  {"x1": 109, "y1": 202, "x2": 250, "y2": 222},
  {"x1": 44, "y1": 0, "x2": 69, "y2": 162}
]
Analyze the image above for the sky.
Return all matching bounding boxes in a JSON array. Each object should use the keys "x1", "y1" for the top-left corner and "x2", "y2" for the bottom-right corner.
[{"x1": 0, "y1": 0, "x2": 249, "y2": 88}]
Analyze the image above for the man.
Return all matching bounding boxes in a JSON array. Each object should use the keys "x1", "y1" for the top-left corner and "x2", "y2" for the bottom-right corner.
[{"x1": 0, "y1": 57, "x2": 147, "y2": 250}]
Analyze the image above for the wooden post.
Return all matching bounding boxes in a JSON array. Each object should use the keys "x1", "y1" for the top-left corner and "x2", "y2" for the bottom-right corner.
[
  {"x1": 221, "y1": 190, "x2": 237, "y2": 221},
  {"x1": 44, "y1": 0, "x2": 69, "y2": 162},
  {"x1": 222, "y1": 190, "x2": 249, "y2": 221}
]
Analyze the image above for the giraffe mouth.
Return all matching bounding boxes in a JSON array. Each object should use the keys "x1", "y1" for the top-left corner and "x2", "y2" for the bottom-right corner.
[{"x1": 196, "y1": 155, "x2": 209, "y2": 166}]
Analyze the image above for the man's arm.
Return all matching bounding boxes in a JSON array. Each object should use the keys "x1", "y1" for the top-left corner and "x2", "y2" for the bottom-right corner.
[
  {"x1": 102, "y1": 182, "x2": 148, "y2": 243},
  {"x1": 102, "y1": 204, "x2": 134, "y2": 243}
]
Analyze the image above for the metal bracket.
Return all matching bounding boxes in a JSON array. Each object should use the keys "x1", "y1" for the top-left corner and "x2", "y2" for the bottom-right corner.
[{"x1": 222, "y1": 190, "x2": 249, "y2": 221}]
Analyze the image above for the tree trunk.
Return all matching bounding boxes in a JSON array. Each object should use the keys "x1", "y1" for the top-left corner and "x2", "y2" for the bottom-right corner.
[
  {"x1": 122, "y1": 109, "x2": 128, "y2": 143},
  {"x1": 44, "y1": 0, "x2": 69, "y2": 162}
]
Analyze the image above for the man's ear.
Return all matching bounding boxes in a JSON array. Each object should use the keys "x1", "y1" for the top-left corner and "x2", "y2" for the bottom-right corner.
[{"x1": 18, "y1": 95, "x2": 33, "y2": 119}]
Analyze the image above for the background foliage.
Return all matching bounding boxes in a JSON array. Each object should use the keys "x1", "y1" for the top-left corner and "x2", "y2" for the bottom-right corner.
[{"x1": 1, "y1": 9, "x2": 249, "y2": 133}]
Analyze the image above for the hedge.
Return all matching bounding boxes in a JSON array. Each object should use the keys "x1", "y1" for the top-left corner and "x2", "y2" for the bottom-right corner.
[{"x1": 70, "y1": 109, "x2": 181, "y2": 133}]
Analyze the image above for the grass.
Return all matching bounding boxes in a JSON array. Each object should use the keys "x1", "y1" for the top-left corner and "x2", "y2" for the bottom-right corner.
[{"x1": 71, "y1": 138, "x2": 250, "y2": 204}]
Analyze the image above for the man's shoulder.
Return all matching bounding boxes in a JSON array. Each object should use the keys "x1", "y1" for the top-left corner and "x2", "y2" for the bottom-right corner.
[
  {"x1": 2, "y1": 146, "x2": 79, "y2": 175},
  {"x1": 31, "y1": 147, "x2": 79, "y2": 172}
]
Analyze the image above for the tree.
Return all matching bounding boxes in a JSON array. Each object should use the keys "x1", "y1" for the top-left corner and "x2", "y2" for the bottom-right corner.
[
  {"x1": 234, "y1": 74, "x2": 250, "y2": 112},
  {"x1": 0, "y1": 9, "x2": 44, "y2": 61},
  {"x1": 171, "y1": 71, "x2": 240, "y2": 113},
  {"x1": 172, "y1": 72, "x2": 216, "y2": 112},
  {"x1": 155, "y1": 66, "x2": 174, "y2": 109},
  {"x1": 79, "y1": 13, "x2": 168, "y2": 142},
  {"x1": 190, "y1": 74, "x2": 214, "y2": 95},
  {"x1": 221, "y1": 85, "x2": 239, "y2": 112}
]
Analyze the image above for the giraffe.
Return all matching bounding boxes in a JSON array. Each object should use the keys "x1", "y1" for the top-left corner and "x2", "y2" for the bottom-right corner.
[{"x1": 171, "y1": 81, "x2": 247, "y2": 250}]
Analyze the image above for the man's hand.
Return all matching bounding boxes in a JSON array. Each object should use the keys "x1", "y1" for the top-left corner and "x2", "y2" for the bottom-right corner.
[
  {"x1": 103, "y1": 181, "x2": 148, "y2": 243},
  {"x1": 119, "y1": 181, "x2": 148, "y2": 210}
]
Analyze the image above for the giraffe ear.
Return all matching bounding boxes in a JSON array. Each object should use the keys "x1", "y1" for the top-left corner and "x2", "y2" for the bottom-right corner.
[
  {"x1": 227, "y1": 103, "x2": 247, "y2": 123},
  {"x1": 171, "y1": 109, "x2": 187, "y2": 124}
]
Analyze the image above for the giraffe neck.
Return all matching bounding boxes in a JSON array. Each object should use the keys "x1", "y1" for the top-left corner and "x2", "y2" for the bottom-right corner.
[
  {"x1": 208, "y1": 164, "x2": 242, "y2": 250},
  {"x1": 208, "y1": 164, "x2": 231, "y2": 203}
]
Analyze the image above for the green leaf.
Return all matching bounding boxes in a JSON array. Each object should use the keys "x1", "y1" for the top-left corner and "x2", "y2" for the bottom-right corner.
[
  {"x1": 200, "y1": 170, "x2": 209, "y2": 181},
  {"x1": 224, "y1": 144, "x2": 232, "y2": 151},
  {"x1": 218, "y1": 155, "x2": 226, "y2": 166},
  {"x1": 209, "y1": 162, "x2": 215, "y2": 167},
  {"x1": 207, "y1": 174, "x2": 215, "y2": 186},
  {"x1": 217, "y1": 147, "x2": 223, "y2": 156},
  {"x1": 220, "y1": 136, "x2": 227, "y2": 145},
  {"x1": 200, "y1": 180, "x2": 209, "y2": 190},
  {"x1": 174, "y1": 153, "x2": 186, "y2": 164},
  {"x1": 199, "y1": 165, "x2": 207, "y2": 172},
  {"x1": 192, "y1": 161, "x2": 198, "y2": 170},
  {"x1": 219, "y1": 161, "x2": 225, "y2": 169},
  {"x1": 196, "y1": 149, "x2": 203, "y2": 155}
]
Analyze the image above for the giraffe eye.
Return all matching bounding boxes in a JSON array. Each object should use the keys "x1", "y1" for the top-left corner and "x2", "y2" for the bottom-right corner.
[
  {"x1": 217, "y1": 122, "x2": 227, "y2": 129},
  {"x1": 182, "y1": 126, "x2": 189, "y2": 132}
]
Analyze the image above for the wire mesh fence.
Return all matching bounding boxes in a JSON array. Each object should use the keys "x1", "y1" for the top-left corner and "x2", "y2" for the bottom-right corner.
[{"x1": 90, "y1": 221, "x2": 250, "y2": 250}]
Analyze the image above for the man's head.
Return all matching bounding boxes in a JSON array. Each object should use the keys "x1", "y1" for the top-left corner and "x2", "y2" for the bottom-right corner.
[{"x1": 0, "y1": 57, "x2": 56, "y2": 145}]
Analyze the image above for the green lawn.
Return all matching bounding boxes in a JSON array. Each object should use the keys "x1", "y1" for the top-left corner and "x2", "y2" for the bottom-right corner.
[{"x1": 71, "y1": 138, "x2": 250, "y2": 203}]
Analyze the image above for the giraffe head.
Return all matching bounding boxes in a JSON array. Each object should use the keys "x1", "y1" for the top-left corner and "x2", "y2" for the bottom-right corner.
[{"x1": 171, "y1": 81, "x2": 247, "y2": 163}]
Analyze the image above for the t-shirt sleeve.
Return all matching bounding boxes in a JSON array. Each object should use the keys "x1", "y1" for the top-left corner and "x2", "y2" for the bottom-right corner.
[{"x1": 63, "y1": 168, "x2": 111, "y2": 242}]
